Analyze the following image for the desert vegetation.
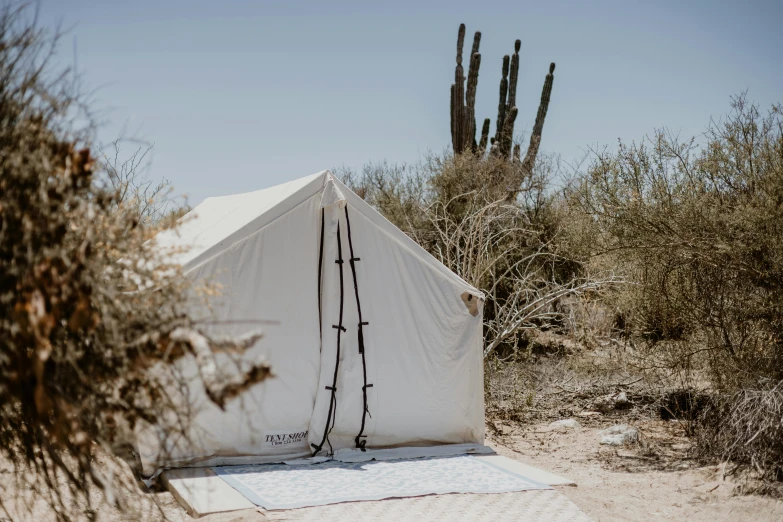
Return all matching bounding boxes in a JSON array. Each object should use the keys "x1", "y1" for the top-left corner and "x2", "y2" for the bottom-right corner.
[
  {"x1": 570, "y1": 96, "x2": 783, "y2": 485},
  {"x1": 343, "y1": 24, "x2": 783, "y2": 496},
  {"x1": 0, "y1": 5, "x2": 269, "y2": 520},
  {"x1": 1, "y1": 4, "x2": 781, "y2": 519}
]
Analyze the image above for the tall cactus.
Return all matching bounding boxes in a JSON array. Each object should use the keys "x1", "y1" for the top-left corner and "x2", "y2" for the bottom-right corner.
[
  {"x1": 449, "y1": 25, "x2": 556, "y2": 173},
  {"x1": 450, "y1": 24, "x2": 482, "y2": 155}
]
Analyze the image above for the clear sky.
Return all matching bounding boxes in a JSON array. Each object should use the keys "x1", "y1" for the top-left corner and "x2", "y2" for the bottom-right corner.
[{"x1": 40, "y1": 0, "x2": 783, "y2": 206}]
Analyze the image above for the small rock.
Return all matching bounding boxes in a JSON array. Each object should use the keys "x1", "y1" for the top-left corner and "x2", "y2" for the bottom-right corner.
[
  {"x1": 593, "y1": 391, "x2": 633, "y2": 412},
  {"x1": 599, "y1": 424, "x2": 639, "y2": 446},
  {"x1": 549, "y1": 418, "x2": 582, "y2": 430},
  {"x1": 614, "y1": 391, "x2": 630, "y2": 407},
  {"x1": 600, "y1": 424, "x2": 631, "y2": 435},
  {"x1": 594, "y1": 394, "x2": 616, "y2": 412}
]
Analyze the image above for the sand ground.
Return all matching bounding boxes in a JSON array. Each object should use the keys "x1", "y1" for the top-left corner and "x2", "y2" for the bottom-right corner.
[
  {"x1": 487, "y1": 418, "x2": 783, "y2": 521},
  {"x1": 3, "y1": 418, "x2": 781, "y2": 521}
]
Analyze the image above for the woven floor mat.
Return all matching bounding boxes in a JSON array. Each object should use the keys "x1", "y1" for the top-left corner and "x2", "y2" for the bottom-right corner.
[{"x1": 259, "y1": 489, "x2": 591, "y2": 522}]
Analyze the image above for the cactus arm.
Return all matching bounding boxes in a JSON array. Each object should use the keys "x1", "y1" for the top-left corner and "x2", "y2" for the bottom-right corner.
[
  {"x1": 507, "y1": 40, "x2": 520, "y2": 111},
  {"x1": 503, "y1": 40, "x2": 521, "y2": 158},
  {"x1": 465, "y1": 32, "x2": 482, "y2": 153},
  {"x1": 479, "y1": 118, "x2": 491, "y2": 153},
  {"x1": 500, "y1": 106, "x2": 518, "y2": 158},
  {"x1": 456, "y1": 24, "x2": 465, "y2": 65},
  {"x1": 449, "y1": 83, "x2": 459, "y2": 152},
  {"x1": 493, "y1": 55, "x2": 510, "y2": 154},
  {"x1": 521, "y1": 62, "x2": 556, "y2": 173},
  {"x1": 450, "y1": 24, "x2": 466, "y2": 154}
]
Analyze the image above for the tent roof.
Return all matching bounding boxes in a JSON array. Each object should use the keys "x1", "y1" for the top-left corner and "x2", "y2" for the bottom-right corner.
[
  {"x1": 154, "y1": 171, "x2": 326, "y2": 271},
  {"x1": 154, "y1": 171, "x2": 481, "y2": 296}
]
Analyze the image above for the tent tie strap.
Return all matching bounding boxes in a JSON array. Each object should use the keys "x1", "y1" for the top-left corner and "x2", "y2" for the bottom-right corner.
[
  {"x1": 317, "y1": 209, "x2": 325, "y2": 349},
  {"x1": 358, "y1": 322, "x2": 369, "y2": 353},
  {"x1": 343, "y1": 206, "x2": 372, "y2": 452},
  {"x1": 357, "y1": 326, "x2": 365, "y2": 354},
  {"x1": 312, "y1": 223, "x2": 345, "y2": 458}
]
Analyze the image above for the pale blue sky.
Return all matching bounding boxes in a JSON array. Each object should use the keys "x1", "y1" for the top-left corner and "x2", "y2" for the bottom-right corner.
[{"x1": 41, "y1": 0, "x2": 783, "y2": 206}]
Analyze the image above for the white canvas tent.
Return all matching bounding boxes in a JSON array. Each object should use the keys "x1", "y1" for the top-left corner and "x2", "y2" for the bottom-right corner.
[{"x1": 137, "y1": 170, "x2": 485, "y2": 476}]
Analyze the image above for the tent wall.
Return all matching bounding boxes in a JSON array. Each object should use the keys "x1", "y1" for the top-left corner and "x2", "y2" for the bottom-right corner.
[
  {"x1": 138, "y1": 171, "x2": 485, "y2": 476},
  {"x1": 137, "y1": 194, "x2": 323, "y2": 474},
  {"x1": 309, "y1": 203, "x2": 484, "y2": 453}
]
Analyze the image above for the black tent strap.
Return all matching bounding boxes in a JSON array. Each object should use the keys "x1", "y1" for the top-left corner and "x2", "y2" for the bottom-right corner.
[
  {"x1": 343, "y1": 206, "x2": 372, "y2": 451},
  {"x1": 317, "y1": 209, "x2": 325, "y2": 347},
  {"x1": 358, "y1": 322, "x2": 369, "y2": 353},
  {"x1": 311, "y1": 223, "x2": 345, "y2": 457},
  {"x1": 357, "y1": 328, "x2": 365, "y2": 354}
]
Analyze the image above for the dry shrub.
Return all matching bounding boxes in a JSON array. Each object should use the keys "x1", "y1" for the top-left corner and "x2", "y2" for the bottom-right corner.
[
  {"x1": 341, "y1": 150, "x2": 618, "y2": 359},
  {"x1": 569, "y1": 95, "x2": 783, "y2": 482},
  {"x1": 0, "y1": 5, "x2": 269, "y2": 519},
  {"x1": 558, "y1": 294, "x2": 623, "y2": 349},
  {"x1": 100, "y1": 138, "x2": 190, "y2": 226},
  {"x1": 696, "y1": 383, "x2": 783, "y2": 482},
  {"x1": 573, "y1": 96, "x2": 783, "y2": 390}
]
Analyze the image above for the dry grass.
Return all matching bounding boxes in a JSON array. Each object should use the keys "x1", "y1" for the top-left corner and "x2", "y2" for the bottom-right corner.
[
  {"x1": 696, "y1": 384, "x2": 783, "y2": 484},
  {"x1": 485, "y1": 332, "x2": 655, "y2": 424}
]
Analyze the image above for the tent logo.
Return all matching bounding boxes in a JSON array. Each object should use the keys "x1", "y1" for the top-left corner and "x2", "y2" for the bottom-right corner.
[{"x1": 262, "y1": 430, "x2": 309, "y2": 447}]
